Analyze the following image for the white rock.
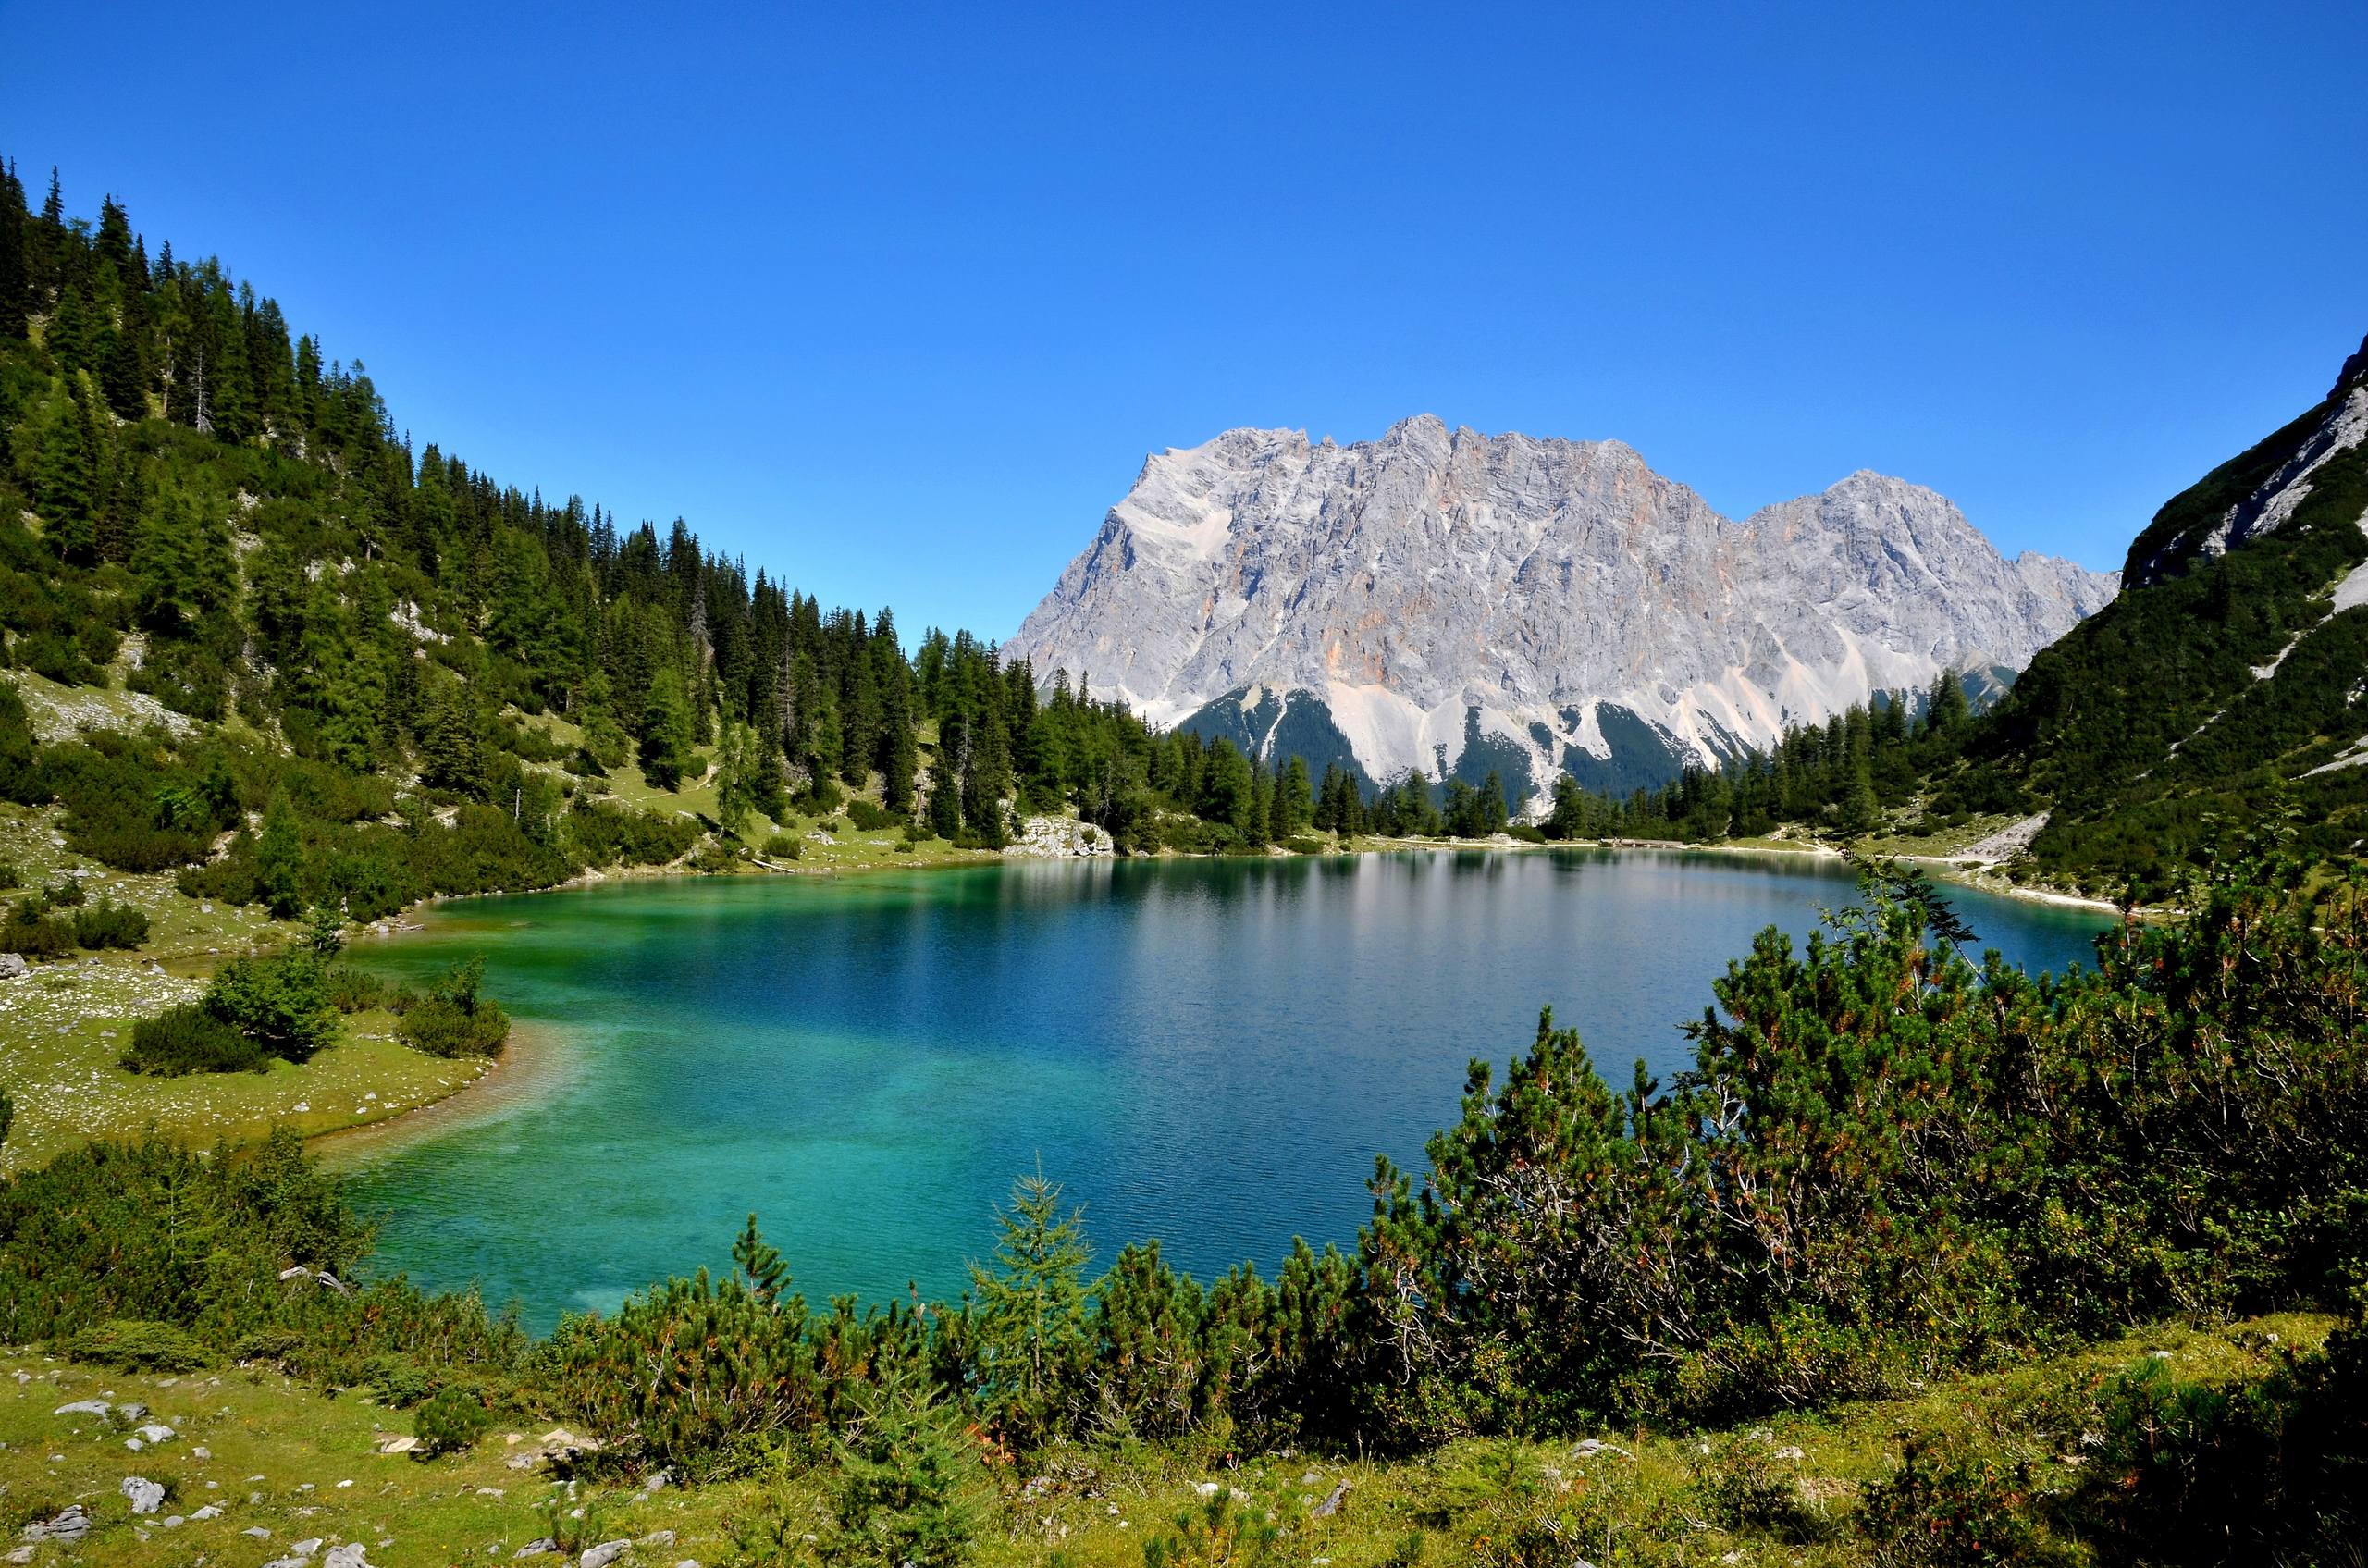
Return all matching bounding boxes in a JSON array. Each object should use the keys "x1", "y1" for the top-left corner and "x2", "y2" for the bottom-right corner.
[
  {"x1": 579, "y1": 1541, "x2": 632, "y2": 1568},
  {"x1": 121, "y1": 1475, "x2": 166, "y2": 1514}
]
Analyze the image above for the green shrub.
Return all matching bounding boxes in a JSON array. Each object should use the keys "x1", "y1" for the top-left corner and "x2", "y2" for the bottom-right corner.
[
  {"x1": 0, "y1": 858, "x2": 18, "y2": 891},
  {"x1": 39, "y1": 878, "x2": 85, "y2": 908},
  {"x1": 1141, "y1": 1486, "x2": 1283, "y2": 1568},
  {"x1": 353, "y1": 1352, "x2": 436, "y2": 1407},
  {"x1": 18, "y1": 630, "x2": 103, "y2": 685},
  {"x1": 564, "y1": 796, "x2": 698, "y2": 868},
  {"x1": 1692, "y1": 1434, "x2": 1826, "y2": 1541},
  {"x1": 413, "y1": 1384, "x2": 494, "y2": 1455},
  {"x1": 1856, "y1": 1438, "x2": 2052, "y2": 1567},
  {"x1": 121, "y1": 1004, "x2": 270, "y2": 1076},
  {"x1": 326, "y1": 964, "x2": 400, "y2": 1014},
  {"x1": 70, "y1": 895, "x2": 149, "y2": 949},
  {"x1": 846, "y1": 798, "x2": 900, "y2": 833},
  {"x1": 760, "y1": 832, "x2": 803, "y2": 859},
  {"x1": 204, "y1": 947, "x2": 339, "y2": 1062},
  {"x1": 0, "y1": 900, "x2": 74, "y2": 957},
  {"x1": 397, "y1": 957, "x2": 509, "y2": 1058},
  {"x1": 812, "y1": 1364, "x2": 985, "y2": 1568},
  {"x1": 60, "y1": 1317, "x2": 214, "y2": 1373}
]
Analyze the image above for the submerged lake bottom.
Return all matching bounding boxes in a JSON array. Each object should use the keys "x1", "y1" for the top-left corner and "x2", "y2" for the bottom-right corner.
[{"x1": 340, "y1": 849, "x2": 2111, "y2": 1328}]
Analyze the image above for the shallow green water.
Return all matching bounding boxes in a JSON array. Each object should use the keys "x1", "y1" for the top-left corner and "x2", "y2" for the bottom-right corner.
[{"x1": 343, "y1": 850, "x2": 2110, "y2": 1327}]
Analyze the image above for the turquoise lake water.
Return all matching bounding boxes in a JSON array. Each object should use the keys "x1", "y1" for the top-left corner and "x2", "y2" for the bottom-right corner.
[{"x1": 341, "y1": 850, "x2": 2111, "y2": 1327}]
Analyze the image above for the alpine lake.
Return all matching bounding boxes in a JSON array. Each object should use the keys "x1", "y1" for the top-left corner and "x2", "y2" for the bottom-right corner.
[{"x1": 336, "y1": 848, "x2": 2111, "y2": 1328}]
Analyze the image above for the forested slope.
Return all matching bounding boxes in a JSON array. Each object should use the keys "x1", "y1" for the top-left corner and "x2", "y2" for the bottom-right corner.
[
  {"x1": 0, "y1": 158, "x2": 1408, "y2": 940},
  {"x1": 1550, "y1": 334, "x2": 2368, "y2": 891}
]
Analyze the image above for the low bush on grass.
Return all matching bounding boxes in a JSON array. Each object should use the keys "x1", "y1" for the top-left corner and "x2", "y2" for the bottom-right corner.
[
  {"x1": 398, "y1": 957, "x2": 509, "y2": 1058},
  {"x1": 69, "y1": 895, "x2": 149, "y2": 948},
  {"x1": 0, "y1": 898, "x2": 74, "y2": 957},
  {"x1": 326, "y1": 963, "x2": 401, "y2": 1014},
  {"x1": 1856, "y1": 1438, "x2": 2054, "y2": 1567},
  {"x1": 60, "y1": 1317, "x2": 214, "y2": 1373},
  {"x1": 120, "y1": 1004, "x2": 270, "y2": 1076},
  {"x1": 413, "y1": 1384, "x2": 495, "y2": 1455},
  {"x1": 846, "y1": 797, "x2": 902, "y2": 833}
]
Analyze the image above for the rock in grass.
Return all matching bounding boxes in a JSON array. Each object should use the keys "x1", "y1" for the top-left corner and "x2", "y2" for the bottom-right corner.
[
  {"x1": 120, "y1": 1475, "x2": 165, "y2": 1514},
  {"x1": 52, "y1": 1399, "x2": 110, "y2": 1416},
  {"x1": 579, "y1": 1542, "x2": 632, "y2": 1568},
  {"x1": 18, "y1": 1504, "x2": 91, "y2": 1542}
]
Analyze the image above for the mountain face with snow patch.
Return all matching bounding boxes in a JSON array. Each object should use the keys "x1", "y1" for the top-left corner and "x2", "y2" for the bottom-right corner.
[{"x1": 1006, "y1": 416, "x2": 2117, "y2": 800}]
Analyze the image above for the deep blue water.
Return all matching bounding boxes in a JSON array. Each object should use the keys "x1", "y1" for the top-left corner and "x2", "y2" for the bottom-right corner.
[{"x1": 341, "y1": 849, "x2": 2110, "y2": 1327}]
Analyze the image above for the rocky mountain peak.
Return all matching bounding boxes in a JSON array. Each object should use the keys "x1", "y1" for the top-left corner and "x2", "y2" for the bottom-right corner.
[
  {"x1": 2332, "y1": 332, "x2": 2368, "y2": 400},
  {"x1": 1008, "y1": 418, "x2": 2117, "y2": 802}
]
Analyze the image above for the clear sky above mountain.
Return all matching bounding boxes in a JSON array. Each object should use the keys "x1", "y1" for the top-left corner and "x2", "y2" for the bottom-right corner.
[{"x1": 6, "y1": 1, "x2": 2362, "y2": 640}]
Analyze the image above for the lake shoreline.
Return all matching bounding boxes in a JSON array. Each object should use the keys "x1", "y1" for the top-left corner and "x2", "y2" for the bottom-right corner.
[
  {"x1": 324, "y1": 835, "x2": 2118, "y2": 1173},
  {"x1": 308, "y1": 1016, "x2": 570, "y2": 1170}
]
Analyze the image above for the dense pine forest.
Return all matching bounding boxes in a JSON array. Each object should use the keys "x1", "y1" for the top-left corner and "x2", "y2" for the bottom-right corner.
[{"x1": 0, "y1": 160, "x2": 1556, "y2": 944}]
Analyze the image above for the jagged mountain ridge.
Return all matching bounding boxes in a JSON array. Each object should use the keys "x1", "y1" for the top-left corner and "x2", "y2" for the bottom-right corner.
[{"x1": 1008, "y1": 415, "x2": 2118, "y2": 798}]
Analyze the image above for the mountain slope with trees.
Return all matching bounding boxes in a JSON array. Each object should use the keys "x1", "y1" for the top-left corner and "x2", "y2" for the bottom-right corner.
[
  {"x1": 0, "y1": 158, "x2": 1412, "y2": 945},
  {"x1": 1548, "y1": 334, "x2": 2368, "y2": 892}
]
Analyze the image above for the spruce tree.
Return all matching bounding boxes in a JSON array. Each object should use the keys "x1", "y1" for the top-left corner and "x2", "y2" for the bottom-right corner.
[
  {"x1": 31, "y1": 377, "x2": 97, "y2": 560},
  {"x1": 730, "y1": 1212, "x2": 791, "y2": 1310},
  {"x1": 639, "y1": 664, "x2": 697, "y2": 790},
  {"x1": 714, "y1": 719, "x2": 762, "y2": 838},
  {"x1": 419, "y1": 678, "x2": 486, "y2": 798},
  {"x1": 0, "y1": 159, "x2": 27, "y2": 340},
  {"x1": 968, "y1": 1168, "x2": 1091, "y2": 1449},
  {"x1": 101, "y1": 305, "x2": 148, "y2": 417},
  {"x1": 1279, "y1": 755, "x2": 1313, "y2": 835},
  {"x1": 46, "y1": 280, "x2": 97, "y2": 374},
  {"x1": 254, "y1": 787, "x2": 309, "y2": 919}
]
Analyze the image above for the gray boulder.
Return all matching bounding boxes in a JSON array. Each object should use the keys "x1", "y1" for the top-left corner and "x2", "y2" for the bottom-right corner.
[{"x1": 19, "y1": 1504, "x2": 91, "y2": 1543}]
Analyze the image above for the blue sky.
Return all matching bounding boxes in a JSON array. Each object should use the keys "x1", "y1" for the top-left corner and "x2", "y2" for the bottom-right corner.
[{"x1": 6, "y1": 2, "x2": 2363, "y2": 638}]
